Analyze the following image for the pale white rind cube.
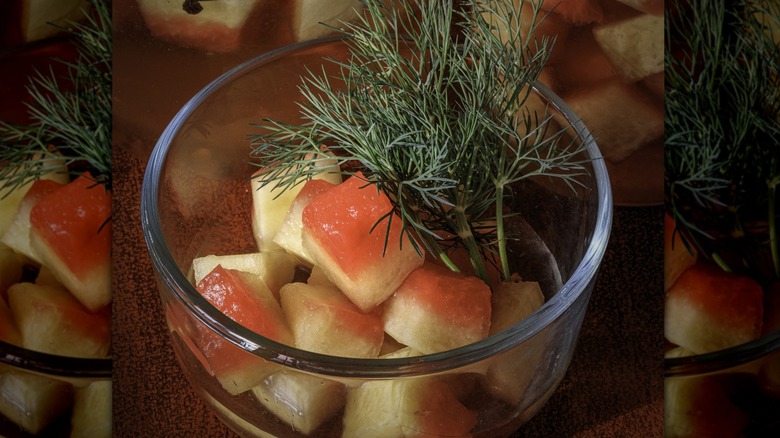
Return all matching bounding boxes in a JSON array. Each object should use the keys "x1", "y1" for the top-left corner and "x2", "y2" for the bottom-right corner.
[
  {"x1": 564, "y1": 79, "x2": 662, "y2": 162},
  {"x1": 293, "y1": 0, "x2": 362, "y2": 41},
  {"x1": 342, "y1": 374, "x2": 476, "y2": 438},
  {"x1": 251, "y1": 370, "x2": 346, "y2": 435},
  {"x1": 70, "y1": 380, "x2": 112, "y2": 438},
  {"x1": 191, "y1": 251, "x2": 296, "y2": 300},
  {"x1": 0, "y1": 368, "x2": 73, "y2": 435},
  {"x1": 593, "y1": 14, "x2": 664, "y2": 81},
  {"x1": 483, "y1": 280, "x2": 545, "y2": 405},
  {"x1": 251, "y1": 156, "x2": 341, "y2": 253}
]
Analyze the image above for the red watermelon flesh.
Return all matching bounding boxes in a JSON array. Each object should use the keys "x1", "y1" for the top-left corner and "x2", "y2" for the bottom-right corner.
[
  {"x1": 195, "y1": 265, "x2": 293, "y2": 394},
  {"x1": 1, "y1": 178, "x2": 63, "y2": 265},
  {"x1": 29, "y1": 172, "x2": 111, "y2": 311},
  {"x1": 301, "y1": 172, "x2": 424, "y2": 311},
  {"x1": 383, "y1": 262, "x2": 492, "y2": 354}
]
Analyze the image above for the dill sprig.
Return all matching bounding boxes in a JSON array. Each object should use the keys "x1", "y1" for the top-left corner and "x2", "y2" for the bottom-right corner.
[
  {"x1": 665, "y1": 0, "x2": 780, "y2": 283},
  {"x1": 250, "y1": 0, "x2": 589, "y2": 285},
  {"x1": 0, "y1": 0, "x2": 112, "y2": 194}
]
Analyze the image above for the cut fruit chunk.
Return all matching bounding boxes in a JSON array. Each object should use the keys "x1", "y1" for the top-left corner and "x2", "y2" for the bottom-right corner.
[
  {"x1": 564, "y1": 78, "x2": 662, "y2": 162},
  {"x1": 342, "y1": 374, "x2": 477, "y2": 438},
  {"x1": 665, "y1": 264, "x2": 763, "y2": 355},
  {"x1": 251, "y1": 153, "x2": 342, "y2": 252},
  {"x1": 382, "y1": 263, "x2": 491, "y2": 354},
  {"x1": 192, "y1": 251, "x2": 296, "y2": 301},
  {"x1": 251, "y1": 370, "x2": 346, "y2": 435},
  {"x1": 0, "y1": 369, "x2": 74, "y2": 435},
  {"x1": 484, "y1": 280, "x2": 546, "y2": 404},
  {"x1": 7, "y1": 282, "x2": 111, "y2": 358},
  {"x1": 306, "y1": 264, "x2": 336, "y2": 288},
  {"x1": 70, "y1": 380, "x2": 111, "y2": 438},
  {"x1": 489, "y1": 280, "x2": 545, "y2": 335},
  {"x1": 0, "y1": 243, "x2": 24, "y2": 299},
  {"x1": 302, "y1": 173, "x2": 424, "y2": 312},
  {"x1": 0, "y1": 295, "x2": 21, "y2": 346},
  {"x1": 273, "y1": 179, "x2": 336, "y2": 266},
  {"x1": 665, "y1": 374, "x2": 750, "y2": 438},
  {"x1": 29, "y1": 173, "x2": 111, "y2": 311},
  {"x1": 593, "y1": 13, "x2": 663, "y2": 81},
  {"x1": 484, "y1": 342, "x2": 545, "y2": 405},
  {"x1": 280, "y1": 282, "x2": 384, "y2": 358},
  {"x1": 196, "y1": 265, "x2": 294, "y2": 394},
  {"x1": 1, "y1": 178, "x2": 63, "y2": 265},
  {"x1": 293, "y1": 0, "x2": 361, "y2": 41},
  {"x1": 197, "y1": 265, "x2": 292, "y2": 343},
  {"x1": 136, "y1": 0, "x2": 263, "y2": 52},
  {"x1": 0, "y1": 152, "x2": 69, "y2": 237},
  {"x1": 20, "y1": 0, "x2": 89, "y2": 43}
]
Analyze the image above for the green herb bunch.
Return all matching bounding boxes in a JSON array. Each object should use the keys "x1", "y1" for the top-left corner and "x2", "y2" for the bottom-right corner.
[
  {"x1": 0, "y1": 0, "x2": 112, "y2": 193},
  {"x1": 250, "y1": 0, "x2": 589, "y2": 286},
  {"x1": 665, "y1": 0, "x2": 780, "y2": 284}
]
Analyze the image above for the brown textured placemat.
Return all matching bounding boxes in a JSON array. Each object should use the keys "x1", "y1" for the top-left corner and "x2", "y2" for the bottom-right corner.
[
  {"x1": 519, "y1": 205, "x2": 665, "y2": 437},
  {"x1": 112, "y1": 146, "x2": 234, "y2": 437},
  {"x1": 112, "y1": 143, "x2": 663, "y2": 437}
]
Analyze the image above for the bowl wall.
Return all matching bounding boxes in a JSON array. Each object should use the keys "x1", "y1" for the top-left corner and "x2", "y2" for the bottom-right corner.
[
  {"x1": 0, "y1": 342, "x2": 110, "y2": 437},
  {"x1": 142, "y1": 36, "x2": 612, "y2": 437},
  {"x1": 664, "y1": 329, "x2": 780, "y2": 436}
]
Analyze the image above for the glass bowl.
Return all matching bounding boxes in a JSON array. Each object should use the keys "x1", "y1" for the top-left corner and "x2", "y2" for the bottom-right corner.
[
  {"x1": 0, "y1": 341, "x2": 111, "y2": 437},
  {"x1": 664, "y1": 328, "x2": 780, "y2": 436},
  {"x1": 141, "y1": 35, "x2": 612, "y2": 437},
  {"x1": 0, "y1": 37, "x2": 111, "y2": 438}
]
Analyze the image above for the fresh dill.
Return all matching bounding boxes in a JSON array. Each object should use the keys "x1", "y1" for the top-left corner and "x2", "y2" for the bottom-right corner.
[
  {"x1": 665, "y1": 0, "x2": 780, "y2": 283},
  {"x1": 249, "y1": 0, "x2": 590, "y2": 285},
  {"x1": 0, "y1": 0, "x2": 112, "y2": 193}
]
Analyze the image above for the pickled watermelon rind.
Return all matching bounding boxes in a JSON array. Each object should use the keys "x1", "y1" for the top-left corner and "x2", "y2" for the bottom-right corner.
[{"x1": 141, "y1": 35, "x2": 612, "y2": 378}]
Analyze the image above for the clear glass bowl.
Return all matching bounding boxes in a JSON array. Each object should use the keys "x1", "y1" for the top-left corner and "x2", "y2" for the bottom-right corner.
[
  {"x1": 664, "y1": 329, "x2": 780, "y2": 437},
  {"x1": 141, "y1": 36, "x2": 612, "y2": 437},
  {"x1": 0, "y1": 32, "x2": 111, "y2": 438},
  {"x1": 0, "y1": 341, "x2": 111, "y2": 437}
]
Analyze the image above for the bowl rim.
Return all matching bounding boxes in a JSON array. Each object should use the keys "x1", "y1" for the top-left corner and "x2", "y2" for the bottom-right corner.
[
  {"x1": 141, "y1": 35, "x2": 613, "y2": 378},
  {"x1": 664, "y1": 329, "x2": 780, "y2": 377},
  {"x1": 0, "y1": 339, "x2": 111, "y2": 379}
]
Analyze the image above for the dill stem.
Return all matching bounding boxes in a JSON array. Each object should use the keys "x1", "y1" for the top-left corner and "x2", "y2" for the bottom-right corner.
[
  {"x1": 405, "y1": 203, "x2": 462, "y2": 273},
  {"x1": 455, "y1": 207, "x2": 488, "y2": 283},
  {"x1": 711, "y1": 252, "x2": 732, "y2": 273},
  {"x1": 250, "y1": 0, "x2": 586, "y2": 288},
  {"x1": 437, "y1": 252, "x2": 461, "y2": 272},
  {"x1": 424, "y1": 233, "x2": 461, "y2": 273},
  {"x1": 495, "y1": 182, "x2": 510, "y2": 282}
]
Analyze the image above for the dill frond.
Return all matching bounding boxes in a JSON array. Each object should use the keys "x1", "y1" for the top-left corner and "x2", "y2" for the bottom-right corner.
[
  {"x1": 250, "y1": 0, "x2": 590, "y2": 283},
  {"x1": 0, "y1": 0, "x2": 112, "y2": 194},
  {"x1": 665, "y1": 0, "x2": 780, "y2": 281}
]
